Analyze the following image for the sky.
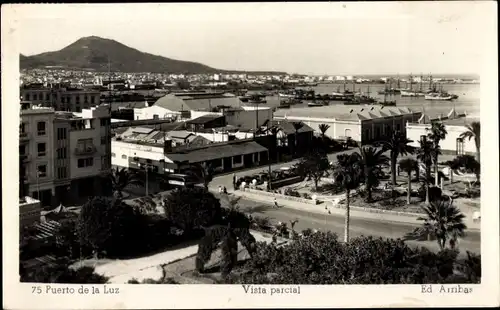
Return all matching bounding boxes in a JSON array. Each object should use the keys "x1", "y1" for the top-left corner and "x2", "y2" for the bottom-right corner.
[{"x1": 10, "y1": 2, "x2": 496, "y2": 75}]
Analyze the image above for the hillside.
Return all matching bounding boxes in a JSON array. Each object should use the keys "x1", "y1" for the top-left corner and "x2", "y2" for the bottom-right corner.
[{"x1": 20, "y1": 36, "x2": 286, "y2": 75}]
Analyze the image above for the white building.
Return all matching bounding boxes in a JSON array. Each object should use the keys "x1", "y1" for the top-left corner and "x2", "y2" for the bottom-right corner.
[
  {"x1": 274, "y1": 105, "x2": 421, "y2": 143},
  {"x1": 20, "y1": 104, "x2": 112, "y2": 207},
  {"x1": 406, "y1": 110, "x2": 477, "y2": 156}
]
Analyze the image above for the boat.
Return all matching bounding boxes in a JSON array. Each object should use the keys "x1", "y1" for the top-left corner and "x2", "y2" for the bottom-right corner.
[
  {"x1": 427, "y1": 75, "x2": 459, "y2": 99},
  {"x1": 278, "y1": 93, "x2": 294, "y2": 98},
  {"x1": 344, "y1": 95, "x2": 377, "y2": 105},
  {"x1": 378, "y1": 79, "x2": 401, "y2": 95},
  {"x1": 400, "y1": 89, "x2": 425, "y2": 97},
  {"x1": 424, "y1": 93, "x2": 453, "y2": 101},
  {"x1": 378, "y1": 86, "x2": 397, "y2": 106}
]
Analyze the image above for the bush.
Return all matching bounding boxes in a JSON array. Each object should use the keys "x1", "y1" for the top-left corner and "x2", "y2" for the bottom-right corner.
[
  {"x1": 163, "y1": 187, "x2": 222, "y2": 233},
  {"x1": 232, "y1": 233, "x2": 478, "y2": 284},
  {"x1": 78, "y1": 197, "x2": 148, "y2": 257},
  {"x1": 21, "y1": 262, "x2": 108, "y2": 284}
]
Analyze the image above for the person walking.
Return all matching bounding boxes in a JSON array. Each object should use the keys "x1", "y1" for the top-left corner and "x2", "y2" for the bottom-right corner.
[
  {"x1": 274, "y1": 197, "x2": 279, "y2": 208},
  {"x1": 232, "y1": 174, "x2": 237, "y2": 191},
  {"x1": 223, "y1": 186, "x2": 228, "y2": 194}
]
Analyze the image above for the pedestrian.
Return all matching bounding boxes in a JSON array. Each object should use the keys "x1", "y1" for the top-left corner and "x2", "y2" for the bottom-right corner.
[
  {"x1": 232, "y1": 173, "x2": 236, "y2": 186},
  {"x1": 218, "y1": 185, "x2": 222, "y2": 194},
  {"x1": 274, "y1": 197, "x2": 279, "y2": 208},
  {"x1": 223, "y1": 186, "x2": 227, "y2": 194}
]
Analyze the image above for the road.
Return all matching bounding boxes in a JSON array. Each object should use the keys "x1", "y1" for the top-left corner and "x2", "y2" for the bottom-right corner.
[{"x1": 217, "y1": 195, "x2": 481, "y2": 255}]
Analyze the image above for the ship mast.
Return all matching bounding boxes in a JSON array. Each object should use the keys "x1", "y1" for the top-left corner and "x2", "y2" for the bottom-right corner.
[
  {"x1": 409, "y1": 73, "x2": 413, "y2": 91},
  {"x1": 420, "y1": 73, "x2": 423, "y2": 92}
]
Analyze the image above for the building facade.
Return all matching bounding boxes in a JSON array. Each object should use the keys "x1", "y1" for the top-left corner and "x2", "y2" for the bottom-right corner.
[
  {"x1": 20, "y1": 85, "x2": 101, "y2": 112},
  {"x1": 406, "y1": 116, "x2": 478, "y2": 156},
  {"x1": 20, "y1": 104, "x2": 112, "y2": 207},
  {"x1": 274, "y1": 106, "x2": 422, "y2": 143}
]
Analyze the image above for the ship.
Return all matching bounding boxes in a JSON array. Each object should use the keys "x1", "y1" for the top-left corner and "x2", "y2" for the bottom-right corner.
[
  {"x1": 377, "y1": 79, "x2": 401, "y2": 95},
  {"x1": 344, "y1": 94, "x2": 377, "y2": 105},
  {"x1": 378, "y1": 86, "x2": 397, "y2": 106},
  {"x1": 425, "y1": 93, "x2": 453, "y2": 101},
  {"x1": 400, "y1": 74, "x2": 426, "y2": 97}
]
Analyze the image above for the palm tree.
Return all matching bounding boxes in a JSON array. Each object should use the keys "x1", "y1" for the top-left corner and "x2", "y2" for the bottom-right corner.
[
  {"x1": 427, "y1": 121, "x2": 448, "y2": 186},
  {"x1": 398, "y1": 158, "x2": 418, "y2": 205},
  {"x1": 359, "y1": 146, "x2": 390, "y2": 202},
  {"x1": 107, "y1": 167, "x2": 143, "y2": 198},
  {"x1": 377, "y1": 131, "x2": 414, "y2": 186},
  {"x1": 318, "y1": 123, "x2": 330, "y2": 139},
  {"x1": 292, "y1": 121, "x2": 304, "y2": 156},
  {"x1": 416, "y1": 138, "x2": 436, "y2": 204},
  {"x1": 187, "y1": 163, "x2": 214, "y2": 190},
  {"x1": 460, "y1": 121, "x2": 480, "y2": 164},
  {"x1": 332, "y1": 152, "x2": 362, "y2": 243},
  {"x1": 417, "y1": 198, "x2": 467, "y2": 250}
]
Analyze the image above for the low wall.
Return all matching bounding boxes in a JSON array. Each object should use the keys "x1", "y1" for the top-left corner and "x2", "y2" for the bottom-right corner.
[
  {"x1": 331, "y1": 200, "x2": 423, "y2": 217},
  {"x1": 269, "y1": 175, "x2": 304, "y2": 189},
  {"x1": 243, "y1": 188, "x2": 319, "y2": 205}
]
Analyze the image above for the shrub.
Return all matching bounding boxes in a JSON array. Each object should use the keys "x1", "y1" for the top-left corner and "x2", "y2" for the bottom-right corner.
[
  {"x1": 163, "y1": 187, "x2": 222, "y2": 233},
  {"x1": 232, "y1": 234, "x2": 478, "y2": 284},
  {"x1": 78, "y1": 197, "x2": 148, "y2": 257}
]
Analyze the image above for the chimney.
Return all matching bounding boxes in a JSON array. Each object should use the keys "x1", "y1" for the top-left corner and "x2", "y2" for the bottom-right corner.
[{"x1": 164, "y1": 139, "x2": 173, "y2": 153}]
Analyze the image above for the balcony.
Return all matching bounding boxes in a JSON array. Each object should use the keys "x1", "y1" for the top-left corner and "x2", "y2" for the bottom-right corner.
[
  {"x1": 74, "y1": 145, "x2": 97, "y2": 156},
  {"x1": 19, "y1": 132, "x2": 30, "y2": 141}
]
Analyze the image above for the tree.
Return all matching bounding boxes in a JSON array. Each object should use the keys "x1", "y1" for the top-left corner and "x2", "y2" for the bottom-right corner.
[
  {"x1": 78, "y1": 197, "x2": 146, "y2": 257},
  {"x1": 294, "y1": 151, "x2": 330, "y2": 191},
  {"x1": 186, "y1": 163, "x2": 214, "y2": 190},
  {"x1": 427, "y1": 122, "x2": 448, "y2": 186},
  {"x1": 417, "y1": 138, "x2": 437, "y2": 204},
  {"x1": 163, "y1": 187, "x2": 222, "y2": 233},
  {"x1": 459, "y1": 121, "x2": 480, "y2": 164},
  {"x1": 398, "y1": 158, "x2": 418, "y2": 205},
  {"x1": 107, "y1": 167, "x2": 143, "y2": 198},
  {"x1": 332, "y1": 153, "x2": 362, "y2": 242},
  {"x1": 195, "y1": 209, "x2": 256, "y2": 279},
  {"x1": 318, "y1": 124, "x2": 330, "y2": 139},
  {"x1": 446, "y1": 155, "x2": 480, "y2": 183},
  {"x1": 292, "y1": 121, "x2": 304, "y2": 156},
  {"x1": 359, "y1": 146, "x2": 390, "y2": 202},
  {"x1": 417, "y1": 198, "x2": 467, "y2": 250},
  {"x1": 377, "y1": 131, "x2": 414, "y2": 186}
]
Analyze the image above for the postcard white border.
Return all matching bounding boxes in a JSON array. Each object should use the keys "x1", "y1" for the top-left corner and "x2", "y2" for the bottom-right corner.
[{"x1": 2, "y1": 3, "x2": 499, "y2": 309}]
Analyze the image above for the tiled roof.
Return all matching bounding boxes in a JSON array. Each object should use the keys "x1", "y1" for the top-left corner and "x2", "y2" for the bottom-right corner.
[
  {"x1": 268, "y1": 120, "x2": 314, "y2": 135},
  {"x1": 165, "y1": 140, "x2": 268, "y2": 164},
  {"x1": 275, "y1": 105, "x2": 418, "y2": 121}
]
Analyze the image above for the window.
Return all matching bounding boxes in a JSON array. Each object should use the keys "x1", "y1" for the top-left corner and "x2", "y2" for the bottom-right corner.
[
  {"x1": 20, "y1": 123, "x2": 26, "y2": 133},
  {"x1": 57, "y1": 147, "x2": 67, "y2": 159},
  {"x1": 75, "y1": 95, "x2": 80, "y2": 103},
  {"x1": 111, "y1": 152, "x2": 116, "y2": 157},
  {"x1": 101, "y1": 136, "x2": 107, "y2": 145},
  {"x1": 344, "y1": 129, "x2": 352, "y2": 137},
  {"x1": 57, "y1": 128, "x2": 67, "y2": 140},
  {"x1": 146, "y1": 159, "x2": 152, "y2": 164},
  {"x1": 19, "y1": 144, "x2": 26, "y2": 155},
  {"x1": 84, "y1": 96, "x2": 89, "y2": 104},
  {"x1": 33, "y1": 93, "x2": 38, "y2": 101},
  {"x1": 91, "y1": 96, "x2": 95, "y2": 104},
  {"x1": 57, "y1": 167, "x2": 67, "y2": 179},
  {"x1": 121, "y1": 154, "x2": 127, "y2": 159},
  {"x1": 233, "y1": 155, "x2": 242, "y2": 164},
  {"x1": 77, "y1": 157, "x2": 94, "y2": 168},
  {"x1": 77, "y1": 138, "x2": 94, "y2": 150},
  {"x1": 37, "y1": 121, "x2": 46, "y2": 135},
  {"x1": 45, "y1": 93, "x2": 50, "y2": 101},
  {"x1": 396, "y1": 123, "x2": 401, "y2": 131},
  {"x1": 37, "y1": 143, "x2": 46, "y2": 157},
  {"x1": 37, "y1": 165, "x2": 47, "y2": 178},
  {"x1": 153, "y1": 114, "x2": 159, "y2": 120},
  {"x1": 26, "y1": 93, "x2": 30, "y2": 101}
]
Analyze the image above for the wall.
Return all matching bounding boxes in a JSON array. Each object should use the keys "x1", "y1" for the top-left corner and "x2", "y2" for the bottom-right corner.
[
  {"x1": 333, "y1": 121, "x2": 362, "y2": 141},
  {"x1": 134, "y1": 106, "x2": 179, "y2": 120},
  {"x1": 406, "y1": 122, "x2": 476, "y2": 154},
  {"x1": 19, "y1": 197, "x2": 41, "y2": 227},
  {"x1": 225, "y1": 108, "x2": 272, "y2": 130},
  {"x1": 194, "y1": 132, "x2": 230, "y2": 142},
  {"x1": 21, "y1": 111, "x2": 56, "y2": 195},
  {"x1": 68, "y1": 127, "x2": 101, "y2": 179},
  {"x1": 111, "y1": 140, "x2": 171, "y2": 170},
  {"x1": 190, "y1": 110, "x2": 222, "y2": 121}
]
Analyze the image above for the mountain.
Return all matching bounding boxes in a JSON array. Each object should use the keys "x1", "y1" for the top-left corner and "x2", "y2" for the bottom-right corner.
[{"x1": 20, "y1": 36, "x2": 287, "y2": 75}]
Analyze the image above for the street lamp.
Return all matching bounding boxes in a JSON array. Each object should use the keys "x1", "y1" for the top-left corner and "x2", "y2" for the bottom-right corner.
[{"x1": 140, "y1": 163, "x2": 154, "y2": 196}]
